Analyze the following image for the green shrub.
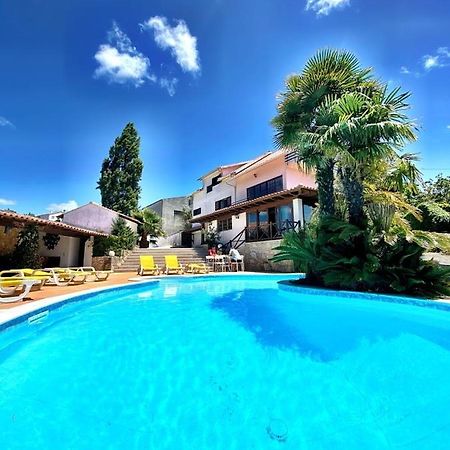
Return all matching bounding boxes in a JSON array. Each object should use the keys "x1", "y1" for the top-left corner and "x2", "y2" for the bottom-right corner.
[
  {"x1": 93, "y1": 218, "x2": 137, "y2": 257},
  {"x1": 273, "y1": 217, "x2": 450, "y2": 298},
  {"x1": 11, "y1": 224, "x2": 41, "y2": 269}
]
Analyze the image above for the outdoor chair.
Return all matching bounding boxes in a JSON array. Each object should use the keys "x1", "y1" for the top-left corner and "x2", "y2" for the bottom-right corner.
[
  {"x1": 165, "y1": 255, "x2": 184, "y2": 275},
  {"x1": 138, "y1": 256, "x2": 160, "y2": 276},
  {"x1": 230, "y1": 255, "x2": 245, "y2": 272},
  {"x1": 0, "y1": 279, "x2": 39, "y2": 303},
  {"x1": 0, "y1": 269, "x2": 52, "y2": 290},
  {"x1": 70, "y1": 266, "x2": 112, "y2": 281}
]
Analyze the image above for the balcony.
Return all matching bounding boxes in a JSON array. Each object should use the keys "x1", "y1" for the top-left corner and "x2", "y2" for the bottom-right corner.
[
  {"x1": 246, "y1": 220, "x2": 302, "y2": 242},
  {"x1": 189, "y1": 185, "x2": 317, "y2": 223}
]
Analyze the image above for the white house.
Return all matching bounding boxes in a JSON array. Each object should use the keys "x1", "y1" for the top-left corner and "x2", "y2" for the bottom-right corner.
[
  {"x1": 190, "y1": 149, "x2": 317, "y2": 270},
  {"x1": 40, "y1": 202, "x2": 140, "y2": 235}
]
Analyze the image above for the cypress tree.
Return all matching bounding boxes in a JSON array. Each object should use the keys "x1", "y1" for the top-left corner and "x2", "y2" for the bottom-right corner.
[{"x1": 97, "y1": 123, "x2": 143, "y2": 215}]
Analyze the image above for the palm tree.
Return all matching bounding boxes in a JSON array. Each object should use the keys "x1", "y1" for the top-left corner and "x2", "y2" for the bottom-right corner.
[
  {"x1": 272, "y1": 49, "x2": 372, "y2": 217},
  {"x1": 133, "y1": 209, "x2": 164, "y2": 248},
  {"x1": 314, "y1": 86, "x2": 417, "y2": 226}
]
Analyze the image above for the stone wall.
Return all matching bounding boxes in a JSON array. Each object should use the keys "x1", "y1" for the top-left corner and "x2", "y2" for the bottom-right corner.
[
  {"x1": 239, "y1": 240, "x2": 294, "y2": 272},
  {"x1": 423, "y1": 252, "x2": 450, "y2": 266},
  {"x1": 0, "y1": 228, "x2": 19, "y2": 256},
  {"x1": 92, "y1": 250, "x2": 132, "y2": 271},
  {"x1": 92, "y1": 256, "x2": 112, "y2": 271}
]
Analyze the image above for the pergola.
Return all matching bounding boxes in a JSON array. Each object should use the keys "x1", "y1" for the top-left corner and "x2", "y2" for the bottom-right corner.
[{"x1": 190, "y1": 185, "x2": 317, "y2": 223}]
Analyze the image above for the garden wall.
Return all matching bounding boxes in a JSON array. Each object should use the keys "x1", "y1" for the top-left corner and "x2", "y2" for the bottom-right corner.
[
  {"x1": 239, "y1": 241, "x2": 294, "y2": 272},
  {"x1": 0, "y1": 228, "x2": 19, "y2": 255}
]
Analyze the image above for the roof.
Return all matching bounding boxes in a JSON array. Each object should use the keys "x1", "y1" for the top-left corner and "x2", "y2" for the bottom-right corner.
[
  {"x1": 58, "y1": 202, "x2": 141, "y2": 224},
  {"x1": 144, "y1": 196, "x2": 190, "y2": 209},
  {"x1": 226, "y1": 150, "x2": 283, "y2": 178},
  {"x1": 196, "y1": 149, "x2": 290, "y2": 183},
  {"x1": 0, "y1": 210, "x2": 108, "y2": 237},
  {"x1": 197, "y1": 160, "x2": 252, "y2": 181},
  {"x1": 189, "y1": 184, "x2": 317, "y2": 223}
]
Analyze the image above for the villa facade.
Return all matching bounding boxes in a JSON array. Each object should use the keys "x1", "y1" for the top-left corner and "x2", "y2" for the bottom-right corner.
[{"x1": 190, "y1": 150, "x2": 317, "y2": 268}]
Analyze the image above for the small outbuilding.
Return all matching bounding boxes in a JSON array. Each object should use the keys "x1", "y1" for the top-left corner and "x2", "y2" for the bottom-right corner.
[{"x1": 0, "y1": 210, "x2": 107, "y2": 268}]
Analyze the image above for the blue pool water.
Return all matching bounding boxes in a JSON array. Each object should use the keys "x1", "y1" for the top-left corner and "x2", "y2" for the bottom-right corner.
[{"x1": 1, "y1": 275, "x2": 450, "y2": 449}]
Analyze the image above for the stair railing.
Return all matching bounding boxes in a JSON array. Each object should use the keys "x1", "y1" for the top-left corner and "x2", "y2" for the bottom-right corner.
[{"x1": 221, "y1": 227, "x2": 247, "y2": 254}]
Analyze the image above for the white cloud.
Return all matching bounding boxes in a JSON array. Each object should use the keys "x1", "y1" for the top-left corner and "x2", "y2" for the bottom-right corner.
[
  {"x1": 438, "y1": 47, "x2": 450, "y2": 57},
  {"x1": 94, "y1": 22, "x2": 152, "y2": 86},
  {"x1": 141, "y1": 16, "x2": 200, "y2": 74},
  {"x1": 46, "y1": 200, "x2": 78, "y2": 213},
  {"x1": 0, "y1": 198, "x2": 16, "y2": 206},
  {"x1": 423, "y1": 55, "x2": 441, "y2": 70},
  {"x1": 422, "y1": 47, "x2": 450, "y2": 71},
  {"x1": 400, "y1": 66, "x2": 411, "y2": 75},
  {"x1": 447, "y1": 125, "x2": 450, "y2": 130},
  {"x1": 0, "y1": 116, "x2": 15, "y2": 128},
  {"x1": 306, "y1": 0, "x2": 350, "y2": 16},
  {"x1": 159, "y1": 77, "x2": 178, "y2": 96}
]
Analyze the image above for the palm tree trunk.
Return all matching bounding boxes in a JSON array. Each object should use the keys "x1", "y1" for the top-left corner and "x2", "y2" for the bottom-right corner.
[
  {"x1": 139, "y1": 232, "x2": 149, "y2": 248},
  {"x1": 340, "y1": 167, "x2": 365, "y2": 227},
  {"x1": 317, "y1": 160, "x2": 335, "y2": 217}
]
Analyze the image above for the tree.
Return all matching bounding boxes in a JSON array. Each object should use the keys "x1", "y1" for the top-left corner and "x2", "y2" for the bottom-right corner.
[
  {"x1": 409, "y1": 174, "x2": 450, "y2": 232},
  {"x1": 93, "y1": 218, "x2": 137, "y2": 256},
  {"x1": 97, "y1": 123, "x2": 143, "y2": 216},
  {"x1": 314, "y1": 86, "x2": 416, "y2": 227},
  {"x1": 272, "y1": 49, "x2": 371, "y2": 217},
  {"x1": 133, "y1": 209, "x2": 165, "y2": 248},
  {"x1": 204, "y1": 224, "x2": 220, "y2": 249},
  {"x1": 12, "y1": 224, "x2": 41, "y2": 268}
]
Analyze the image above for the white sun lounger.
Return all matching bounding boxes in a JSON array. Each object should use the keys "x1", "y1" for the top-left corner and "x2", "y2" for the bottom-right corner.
[{"x1": 0, "y1": 279, "x2": 39, "y2": 303}]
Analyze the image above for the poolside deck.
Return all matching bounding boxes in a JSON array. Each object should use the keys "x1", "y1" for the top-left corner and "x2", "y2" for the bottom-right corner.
[
  {"x1": 0, "y1": 272, "x2": 145, "y2": 311},
  {"x1": 0, "y1": 271, "x2": 263, "y2": 312}
]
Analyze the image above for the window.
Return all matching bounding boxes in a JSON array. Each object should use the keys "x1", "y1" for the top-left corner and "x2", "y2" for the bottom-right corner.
[
  {"x1": 303, "y1": 204, "x2": 314, "y2": 224},
  {"x1": 217, "y1": 217, "x2": 232, "y2": 231},
  {"x1": 206, "y1": 175, "x2": 221, "y2": 193},
  {"x1": 215, "y1": 196, "x2": 231, "y2": 211},
  {"x1": 193, "y1": 207, "x2": 201, "y2": 216},
  {"x1": 247, "y1": 175, "x2": 283, "y2": 200}
]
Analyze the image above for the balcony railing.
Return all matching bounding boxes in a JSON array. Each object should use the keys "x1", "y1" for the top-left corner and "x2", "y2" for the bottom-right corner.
[{"x1": 246, "y1": 220, "x2": 301, "y2": 242}]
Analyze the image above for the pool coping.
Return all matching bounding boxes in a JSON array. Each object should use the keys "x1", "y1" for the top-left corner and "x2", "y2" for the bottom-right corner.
[
  {"x1": 278, "y1": 280, "x2": 450, "y2": 310},
  {"x1": 0, "y1": 272, "x2": 296, "y2": 330}
]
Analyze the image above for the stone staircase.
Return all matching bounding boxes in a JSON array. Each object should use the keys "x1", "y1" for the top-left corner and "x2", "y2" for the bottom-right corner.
[{"x1": 115, "y1": 247, "x2": 209, "y2": 273}]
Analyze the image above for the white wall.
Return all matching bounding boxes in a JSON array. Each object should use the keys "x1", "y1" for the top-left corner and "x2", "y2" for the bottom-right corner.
[
  {"x1": 84, "y1": 237, "x2": 94, "y2": 266},
  {"x1": 192, "y1": 230, "x2": 203, "y2": 247},
  {"x1": 39, "y1": 233, "x2": 80, "y2": 267},
  {"x1": 192, "y1": 180, "x2": 235, "y2": 217}
]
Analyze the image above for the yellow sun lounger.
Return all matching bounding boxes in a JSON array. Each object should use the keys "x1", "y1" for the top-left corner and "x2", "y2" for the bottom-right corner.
[
  {"x1": 139, "y1": 256, "x2": 160, "y2": 276},
  {"x1": 0, "y1": 270, "x2": 52, "y2": 290},
  {"x1": 164, "y1": 255, "x2": 183, "y2": 275},
  {"x1": 0, "y1": 279, "x2": 39, "y2": 303},
  {"x1": 185, "y1": 263, "x2": 209, "y2": 274}
]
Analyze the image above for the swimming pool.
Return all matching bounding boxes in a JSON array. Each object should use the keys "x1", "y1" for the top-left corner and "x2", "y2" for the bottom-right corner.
[{"x1": 1, "y1": 274, "x2": 450, "y2": 449}]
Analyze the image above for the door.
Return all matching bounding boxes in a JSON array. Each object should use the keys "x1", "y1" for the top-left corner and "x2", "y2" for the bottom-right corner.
[
  {"x1": 278, "y1": 204, "x2": 293, "y2": 234},
  {"x1": 246, "y1": 212, "x2": 258, "y2": 241},
  {"x1": 258, "y1": 210, "x2": 269, "y2": 239}
]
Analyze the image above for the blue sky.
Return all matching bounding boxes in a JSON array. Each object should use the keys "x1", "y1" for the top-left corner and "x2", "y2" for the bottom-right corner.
[{"x1": 0, "y1": 0, "x2": 449, "y2": 214}]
